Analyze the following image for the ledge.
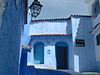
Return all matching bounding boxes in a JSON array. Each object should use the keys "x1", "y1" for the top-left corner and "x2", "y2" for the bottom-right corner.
[{"x1": 22, "y1": 45, "x2": 32, "y2": 49}]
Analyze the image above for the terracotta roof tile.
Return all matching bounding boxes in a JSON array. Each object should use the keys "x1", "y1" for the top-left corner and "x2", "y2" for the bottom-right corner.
[
  {"x1": 31, "y1": 14, "x2": 91, "y2": 22},
  {"x1": 71, "y1": 14, "x2": 92, "y2": 17},
  {"x1": 32, "y1": 18, "x2": 70, "y2": 22},
  {"x1": 31, "y1": 34, "x2": 72, "y2": 36}
]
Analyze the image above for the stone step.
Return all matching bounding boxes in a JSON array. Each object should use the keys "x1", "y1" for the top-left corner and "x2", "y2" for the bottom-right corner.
[
  {"x1": 82, "y1": 72, "x2": 100, "y2": 75},
  {"x1": 57, "y1": 69, "x2": 82, "y2": 75}
]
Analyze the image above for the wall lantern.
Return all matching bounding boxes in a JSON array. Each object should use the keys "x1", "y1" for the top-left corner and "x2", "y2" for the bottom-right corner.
[{"x1": 29, "y1": 0, "x2": 43, "y2": 18}]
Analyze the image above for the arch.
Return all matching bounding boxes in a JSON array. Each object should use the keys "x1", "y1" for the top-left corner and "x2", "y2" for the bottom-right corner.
[
  {"x1": 55, "y1": 42, "x2": 68, "y2": 69},
  {"x1": 34, "y1": 42, "x2": 44, "y2": 64}
]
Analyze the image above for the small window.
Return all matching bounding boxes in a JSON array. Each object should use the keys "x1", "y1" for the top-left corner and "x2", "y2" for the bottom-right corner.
[
  {"x1": 92, "y1": 0, "x2": 100, "y2": 17},
  {"x1": 96, "y1": 33, "x2": 100, "y2": 46}
]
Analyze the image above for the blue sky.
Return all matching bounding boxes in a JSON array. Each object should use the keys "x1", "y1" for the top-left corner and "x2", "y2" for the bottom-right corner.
[{"x1": 28, "y1": 0, "x2": 90, "y2": 19}]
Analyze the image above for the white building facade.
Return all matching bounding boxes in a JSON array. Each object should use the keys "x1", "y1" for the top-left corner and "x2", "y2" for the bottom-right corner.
[{"x1": 27, "y1": 16, "x2": 97, "y2": 72}]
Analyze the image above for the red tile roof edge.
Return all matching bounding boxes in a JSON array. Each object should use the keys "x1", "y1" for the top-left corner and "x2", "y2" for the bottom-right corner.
[
  {"x1": 30, "y1": 34, "x2": 72, "y2": 36},
  {"x1": 71, "y1": 14, "x2": 92, "y2": 17},
  {"x1": 32, "y1": 18, "x2": 70, "y2": 22},
  {"x1": 31, "y1": 14, "x2": 92, "y2": 22}
]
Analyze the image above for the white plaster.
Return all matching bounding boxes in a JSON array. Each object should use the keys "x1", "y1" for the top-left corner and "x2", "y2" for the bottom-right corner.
[
  {"x1": 71, "y1": 17, "x2": 80, "y2": 42},
  {"x1": 21, "y1": 11, "x2": 31, "y2": 45},
  {"x1": 44, "y1": 46, "x2": 56, "y2": 68},
  {"x1": 29, "y1": 21, "x2": 70, "y2": 35},
  {"x1": 74, "y1": 55, "x2": 79, "y2": 72},
  {"x1": 27, "y1": 48, "x2": 34, "y2": 65},
  {"x1": 27, "y1": 35, "x2": 72, "y2": 69},
  {"x1": 28, "y1": 16, "x2": 97, "y2": 72}
]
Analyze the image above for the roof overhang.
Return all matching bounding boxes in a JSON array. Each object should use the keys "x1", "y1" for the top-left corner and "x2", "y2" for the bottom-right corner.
[{"x1": 30, "y1": 33, "x2": 72, "y2": 37}]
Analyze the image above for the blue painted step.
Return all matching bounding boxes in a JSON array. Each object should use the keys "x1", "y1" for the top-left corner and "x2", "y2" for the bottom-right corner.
[{"x1": 27, "y1": 66, "x2": 72, "y2": 75}]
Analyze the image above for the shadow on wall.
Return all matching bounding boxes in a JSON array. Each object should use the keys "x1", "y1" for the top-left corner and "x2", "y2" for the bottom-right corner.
[
  {"x1": 66, "y1": 19, "x2": 72, "y2": 34},
  {"x1": 27, "y1": 67, "x2": 72, "y2": 75},
  {"x1": 73, "y1": 16, "x2": 97, "y2": 72},
  {"x1": 0, "y1": 1, "x2": 21, "y2": 75}
]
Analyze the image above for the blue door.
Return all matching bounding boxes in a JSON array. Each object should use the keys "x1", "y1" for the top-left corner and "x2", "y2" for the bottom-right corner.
[{"x1": 34, "y1": 42, "x2": 44, "y2": 64}]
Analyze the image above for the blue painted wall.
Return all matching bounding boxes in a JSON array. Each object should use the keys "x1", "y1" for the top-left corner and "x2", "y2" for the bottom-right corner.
[
  {"x1": 0, "y1": 0, "x2": 25, "y2": 75},
  {"x1": 20, "y1": 49, "x2": 28, "y2": 75},
  {"x1": 71, "y1": 16, "x2": 97, "y2": 72},
  {"x1": 27, "y1": 16, "x2": 98, "y2": 73},
  {"x1": 34, "y1": 42, "x2": 44, "y2": 64},
  {"x1": 91, "y1": 0, "x2": 100, "y2": 72}
]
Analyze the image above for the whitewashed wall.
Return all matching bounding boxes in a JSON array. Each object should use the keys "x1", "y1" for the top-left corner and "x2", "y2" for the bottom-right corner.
[
  {"x1": 29, "y1": 20, "x2": 71, "y2": 35},
  {"x1": 71, "y1": 16, "x2": 97, "y2": 72},
  {"x1": 21, "y1": 11, "x2": 31, "y2": 45},
  {"x1": 27, "y1": 36, "x2": 72, "y2": 69},
  {"x1": 27, "y1": 19, "x2": 73, "y2": 69},
  {"x1": 28, "y1": 16, "x2": 98, "y2": 72}
]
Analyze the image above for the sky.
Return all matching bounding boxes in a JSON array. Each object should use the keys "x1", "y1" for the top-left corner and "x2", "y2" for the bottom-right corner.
[{"x1": 28, "y1": 0, "x2": 90, "y2": 20}]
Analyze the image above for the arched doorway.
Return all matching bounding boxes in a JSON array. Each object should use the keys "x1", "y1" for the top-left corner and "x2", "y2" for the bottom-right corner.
[
  {"x1": 55, "y1": 42, "x2": 68, "y2": 69},
  {"x1": 34, "y1": 42, "x2": 44, "y2": 64}
]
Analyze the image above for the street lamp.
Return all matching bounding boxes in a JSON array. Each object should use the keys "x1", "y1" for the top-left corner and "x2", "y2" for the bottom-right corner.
[{"x1": 29, "y1": 0, "x2": 43, "y2": 18}]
